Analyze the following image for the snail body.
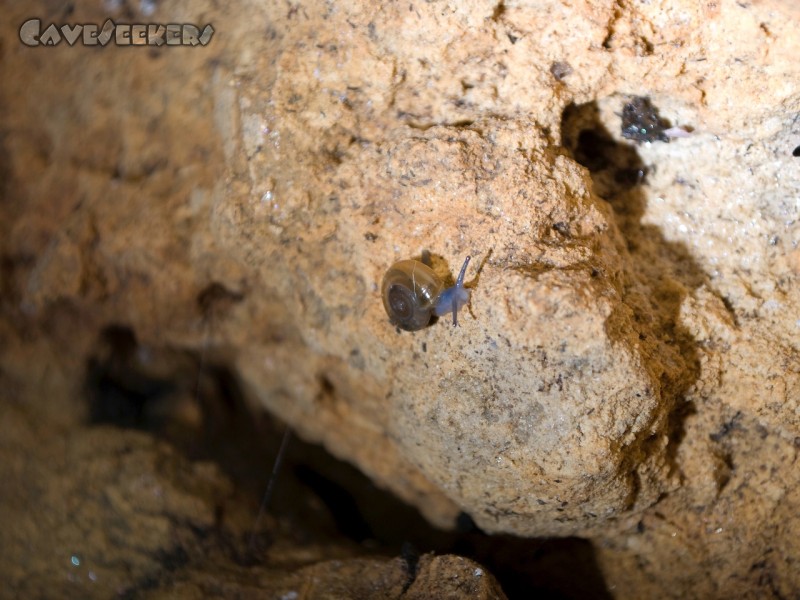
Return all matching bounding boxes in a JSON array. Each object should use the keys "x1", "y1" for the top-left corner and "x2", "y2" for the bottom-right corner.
[{"x1": 382, "y1": 256, "x2": 471, "y2": 331}]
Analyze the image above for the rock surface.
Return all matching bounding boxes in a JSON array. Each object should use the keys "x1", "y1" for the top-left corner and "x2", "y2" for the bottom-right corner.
[
  {"x1": 1, "y1": 0, "x2": 799, "y2": 597},
  {"x1": 0, "y1": 411, "x2": 504, "y2": 599}
]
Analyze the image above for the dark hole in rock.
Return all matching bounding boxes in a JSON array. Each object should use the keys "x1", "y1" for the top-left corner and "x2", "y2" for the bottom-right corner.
[
  {"x1": 560, "y1": 101, "x2": 649, "y2": 215},
  {"x1": 86, "y1": 325, "x2": 175, "y2": 428},
  {"x1": 81, "y1": 325, "x2": 614, "y2": 599},
  {"x1": 197, "y1": 281, "x2": 245, "y2": 317},
  {"x1": 574, "y1": 129, "x2": 616, "y2": 172},
  {"x1": 293, "y1": 464, "x2": 375, "y2": 542},
  {"x1": 456, "y1": 511, "x2": 481, "y2": 533}
]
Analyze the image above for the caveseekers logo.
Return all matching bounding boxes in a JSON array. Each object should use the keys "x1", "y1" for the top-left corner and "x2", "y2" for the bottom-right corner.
[{"x1": 19, "y1": 18, "x2": 214, "y2": 47}]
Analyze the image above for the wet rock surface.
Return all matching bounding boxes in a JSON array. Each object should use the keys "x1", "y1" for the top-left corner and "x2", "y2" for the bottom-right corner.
[{"x1": 2, "y1": 0, "x2": 800, "y2": 597}]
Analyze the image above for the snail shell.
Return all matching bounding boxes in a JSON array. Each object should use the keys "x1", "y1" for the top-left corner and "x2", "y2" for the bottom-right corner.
[
  {"x1": 382, "y1": 259, "x2": 443, "y2": 331},
  {"x1": 381, "y1": 256, "x2": 471, "y2": 331}
]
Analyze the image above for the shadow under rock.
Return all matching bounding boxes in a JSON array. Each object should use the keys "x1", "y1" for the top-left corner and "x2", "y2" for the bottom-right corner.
[
  {"x1": 83, "y1": 320, "x2": 613, "y2": 599},
  {"x1": 560, "y1": 99, "x2": 702, "y2": 489}
]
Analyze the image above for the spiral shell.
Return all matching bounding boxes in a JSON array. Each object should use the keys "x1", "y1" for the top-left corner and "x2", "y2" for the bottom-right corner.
[{"x1": 381, "y1": 259, "x2": 443, "y2": 331}]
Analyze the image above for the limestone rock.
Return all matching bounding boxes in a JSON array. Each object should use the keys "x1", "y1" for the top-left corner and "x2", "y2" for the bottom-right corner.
[{"x1": 2, "y1": 0, "x2": 800, "y2": 597}]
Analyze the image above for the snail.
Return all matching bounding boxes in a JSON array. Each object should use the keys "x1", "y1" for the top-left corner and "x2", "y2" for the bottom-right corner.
[{"x1": 381, "y1": 255, "x2": 472, "y2": 331}]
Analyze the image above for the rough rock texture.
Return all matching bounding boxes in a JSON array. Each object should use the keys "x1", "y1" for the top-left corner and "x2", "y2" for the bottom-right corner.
[
  {"x1": 0, "y1": 409, "x2": 504, "y2": 599},
  {"x1": 2, "y1": 0, "x2": 800, "y2": 597}
]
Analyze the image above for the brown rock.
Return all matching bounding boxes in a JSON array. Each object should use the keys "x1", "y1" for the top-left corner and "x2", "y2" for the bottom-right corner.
[
  {"x1": 2, "y1": 0, "x2": 800, "y2": 597},
  {"x1": 0, "y1": 409, "x2": 503, "y2": 599}
]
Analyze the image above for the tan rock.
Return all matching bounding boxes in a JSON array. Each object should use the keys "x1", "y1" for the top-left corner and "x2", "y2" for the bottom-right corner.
[{"x1": 2, "y1": 0, "x2": 800, "y2": 596}]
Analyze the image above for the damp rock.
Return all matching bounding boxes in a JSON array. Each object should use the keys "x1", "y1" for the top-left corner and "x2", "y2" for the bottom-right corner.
[{"x1": 2, "y1": 0, "x2": 800, "y2": 598}]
